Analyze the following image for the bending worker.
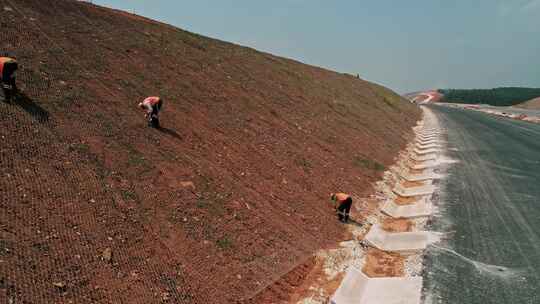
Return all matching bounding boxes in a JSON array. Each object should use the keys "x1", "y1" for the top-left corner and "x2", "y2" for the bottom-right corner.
[
  {"x1": 0, "y1": 56, "x2": 18, "y2": 103},
  {"x1": 138, "y1": 96, "x2": 163, "y2": 127},
  {"x1": 330, "y1": 193, "x2": 353, "y2": 223}
]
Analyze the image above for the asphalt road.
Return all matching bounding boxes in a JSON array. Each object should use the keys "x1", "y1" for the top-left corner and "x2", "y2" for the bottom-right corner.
[{"x1": 424, "y1": 106, "x2": 540, "y2": 304}]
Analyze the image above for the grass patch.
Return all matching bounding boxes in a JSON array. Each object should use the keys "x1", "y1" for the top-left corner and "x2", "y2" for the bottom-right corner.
[
  {"x1": 128, "y1": 154, "x2": 147, "y2": 167},
  {"x1": 121, "y1": 189, "x2": 138, "y2": 201},
  {"x1": 196, "y1": 197, "x2": 226, "y2": 216},
  {"x1": 353, "y1": 157, "x2": 386, "y2": 171},
  {"x1": 69, "y1": 142, "x2": 90, "y2": 154},
  {"x1": 216, "y1": 237, "x2": 232, "y2": 249},
  {"x1": 295, "y1": 157, "x2": 312, "y2": 170}
]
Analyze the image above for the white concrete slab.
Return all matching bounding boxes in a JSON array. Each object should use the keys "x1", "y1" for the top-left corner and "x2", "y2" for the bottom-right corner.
[
  {"x1": 416, "y1": 133, "x2": 440, "y2": 138},
  {"x1": 393, "y1": 183, "x2": 435, "y2": 197},
  {"x1": 414, "y1": 147, "x2": 439, "y2": 155},
  {"x1": 416, "y1": 142, "x2": 442, "y2": 150},
  {"x1": 417, "y1": 134, "x2": 439, "y2": 141},
  {"x1": 416, "y1": 138, "x2": 440, "y2": 145},
  {"x1": 330, "y1": 267, "x2": 422, "y2": 304},
  {"x1": 381, "y1": 198, "x2": 432, "y2": 218},
  {"x1": 417, "y1": 128, "x2": 439, "y2": 132},
  {"x1": 410, "y1": 153, "x2": 437, "y2": 161},
  {"x1": 364, "y1": 225, "x2": 430, "y2": 252},
  {"x1": 408, "y1": 160, "x2": 438, "y2": 170},
  {"x1": 401, "y1": 169, "x2": 440, "y2": 181},
  {"x1": 417, "y1": 126, "x2": 437, "y2": 130}
]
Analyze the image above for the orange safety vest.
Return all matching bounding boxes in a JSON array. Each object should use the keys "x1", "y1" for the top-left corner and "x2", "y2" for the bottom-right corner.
[
  {"x1": 334, "y1": 193, "x2": 351, "y2": 203},
  {"x1": 0, "y1": 57, "x2": 16, "y2": 76},
  {"x1": 143, "y1": 96, "x2": 161, "y2": 106}
]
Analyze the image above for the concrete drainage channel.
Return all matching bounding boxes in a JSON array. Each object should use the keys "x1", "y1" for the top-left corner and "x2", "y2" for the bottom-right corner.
[{"x1": 325, "y1": 107, "x2": 443, "y2": 304}]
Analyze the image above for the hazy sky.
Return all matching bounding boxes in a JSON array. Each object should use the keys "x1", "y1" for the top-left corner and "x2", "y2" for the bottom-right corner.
[{"x1": 93, "y1": 0, "x2": 540, "y2": 93}]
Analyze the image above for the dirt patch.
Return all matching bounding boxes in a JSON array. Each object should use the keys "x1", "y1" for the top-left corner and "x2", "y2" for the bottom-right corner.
[
  {"x1": 251, "y1": 253, "x2": 348, "y2": 304},
  {"x1": 394, "y1": 195, "x2": 420, "y2": 205},
  {"x1": 401, "y1": 180, "x2": 425, "y2": 188},
  {"x1": 249, "y1": 256, "x2": 317, "y2": 304},
  {"x1": 362, "y1": 248, "x2": 405, "y2": 278},
  {"x1": 408, "y1": 160, "x2": 425, "y2": 167},
  {"x1": 382, "y1": 218, "x2": 414, "y2": 232},
  {"x1": 409, "y1": 169, "x2": 425, "y2": 175}
]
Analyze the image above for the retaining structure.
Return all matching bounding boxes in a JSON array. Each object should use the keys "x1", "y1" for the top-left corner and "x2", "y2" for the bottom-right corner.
[
  {"x1": 330, "y1": 267, "x2": 422, "y2": 304},
  {"x1": 364, "y1": 225, "x2": 430, "y2": 252},
  {"x1": 381, "y1": 198, "x2": 432, "y2": 218}
]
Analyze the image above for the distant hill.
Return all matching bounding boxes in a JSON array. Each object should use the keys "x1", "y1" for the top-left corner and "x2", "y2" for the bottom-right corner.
[
  {"x1": 515, "y1": 97, "x2": 540, "y2": 110},
  {"x1": 438, "y1": 87, "x2": 540, "y2": 106},
  {"x1": 404, "y1": 90, "x2": 443, "y2": 103}
]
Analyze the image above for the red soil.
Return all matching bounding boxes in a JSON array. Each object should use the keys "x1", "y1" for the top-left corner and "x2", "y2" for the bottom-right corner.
[
  {"x1": 0, "y1": 0, "x2": 420, "y2": 303},
  {"x1": 401, "y1": 180, "x2": 426, "y2": 188},
  {"x1": 382, "y1": 218, "x2": 414, "y2": 232},
  {"x1": 394, "y1": 195, "x2": 421, "y2": 206},
  {"x1": 362, "y1": 248, "x2": 405, "y2": 278}
]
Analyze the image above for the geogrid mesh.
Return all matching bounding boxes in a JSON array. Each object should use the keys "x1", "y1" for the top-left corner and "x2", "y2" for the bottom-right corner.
[{"x1": 0, "y1": 1, "x2": 326, "y2": 302}]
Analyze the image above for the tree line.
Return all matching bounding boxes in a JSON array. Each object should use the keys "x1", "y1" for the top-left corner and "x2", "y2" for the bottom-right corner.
[{"x1": 438, "y1": 87, "x2": 540, "y2": 106}]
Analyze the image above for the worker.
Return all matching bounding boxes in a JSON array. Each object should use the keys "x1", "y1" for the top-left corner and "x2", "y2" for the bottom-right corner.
[
  {"x1": 138, "y1": 96, "x2": 163, "y2": 128},
  {"x1": 330, "y1": 193, "x2": 353, "y2": 223},
  {"x1": 0, "y1": 56, "x2": 18, "y2": 103}
]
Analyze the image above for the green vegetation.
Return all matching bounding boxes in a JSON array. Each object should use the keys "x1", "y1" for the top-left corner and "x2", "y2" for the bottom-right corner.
[
  {"x1": 69, "y1": 142, "x2": 89, "y2": 154},
  {"x1": 439, "y1": 87, "x2": 540, "y2": 106},
  {"x1": 120, "y1": 189, "x2": 138, "y2": 201},
  {"x1": 353, "y1": 157, "x2": 386, "y2": 171},
  {"x1": 295, "y1": 157, "x2": 312, "y2": 170},
  {"x1": 216, "y1": 237, "x2": 233, "y2": 249},
  {"x1": 195, "y1": 196, "x2": 226, "y2": 216}
]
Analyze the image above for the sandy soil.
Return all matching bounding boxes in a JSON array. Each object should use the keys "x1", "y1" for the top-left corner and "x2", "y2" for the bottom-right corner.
[
  {"x1": 394, "y1": 195, "x2": 421, "y2": 205},
  {"x1": 382, "y1": 218, "x2": 414, "y2": 232},
  {"x1": 515, "y1": 97, "x2": 540, "y2": 110},
  {"x1": 409, "y1": 169, "x2": 425, "y2": 175},
  {"x1": 401, "y1": 180, "x2": 426, "y2": 188}
]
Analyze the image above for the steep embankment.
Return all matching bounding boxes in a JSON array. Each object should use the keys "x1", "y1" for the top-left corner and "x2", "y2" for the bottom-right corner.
[
  {"x1": 0, "y1": 0, "x2": 419, "y2": 303},
  {"x1": 515, "y1": 97, "x2": 540, "y2": 110}
]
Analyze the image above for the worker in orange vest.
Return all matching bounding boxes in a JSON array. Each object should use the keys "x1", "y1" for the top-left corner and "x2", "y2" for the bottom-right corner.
[
  {"x1": 330, "y1": 193, "x2": 353, "y2": 223},
  {"x1": 0, "y1": 56, "x2": 18, "y2": 103},
  {"x1": 138, "y1": 96, "x2": 163, "y2": 128}
]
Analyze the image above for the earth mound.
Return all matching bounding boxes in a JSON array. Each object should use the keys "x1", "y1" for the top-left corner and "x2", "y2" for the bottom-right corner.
[{"x1": 0, "y1": 0, "x2": 419, "y2": 303}]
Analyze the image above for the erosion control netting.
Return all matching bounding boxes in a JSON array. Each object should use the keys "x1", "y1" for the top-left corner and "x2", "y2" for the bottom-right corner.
[{"x1": 0, "y1": 0, "x2": 420, "y2": 303}]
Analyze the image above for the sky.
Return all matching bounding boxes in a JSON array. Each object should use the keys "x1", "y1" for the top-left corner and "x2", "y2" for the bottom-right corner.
[{"x1": 93, "y1": 0, "x2": 540, "y2": 94}]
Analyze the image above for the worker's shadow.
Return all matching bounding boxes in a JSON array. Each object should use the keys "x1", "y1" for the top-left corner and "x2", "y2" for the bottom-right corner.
[
  {"x1": 13, "y1": 92, "x2": 50, "y2": 123},
  {"x1": 346, "y1": 218, "x2": 364, "y2": 228},
  {"x1": 157, "y1": 126, "x2": 182, "y2": 140}
]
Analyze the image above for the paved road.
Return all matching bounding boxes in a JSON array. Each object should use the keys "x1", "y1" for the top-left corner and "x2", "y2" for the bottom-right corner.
[{"x1": 424, "y1": 106, "x2": 540, "y2": 304}]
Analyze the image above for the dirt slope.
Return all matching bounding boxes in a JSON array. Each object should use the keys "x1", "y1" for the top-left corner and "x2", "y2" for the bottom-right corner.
[
  {"x1": 0, "y1": 0, "x2": 420, "y2": 303},
  {"x1": 515, "y1": 97, "x2": 540, "y2": 110}
]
